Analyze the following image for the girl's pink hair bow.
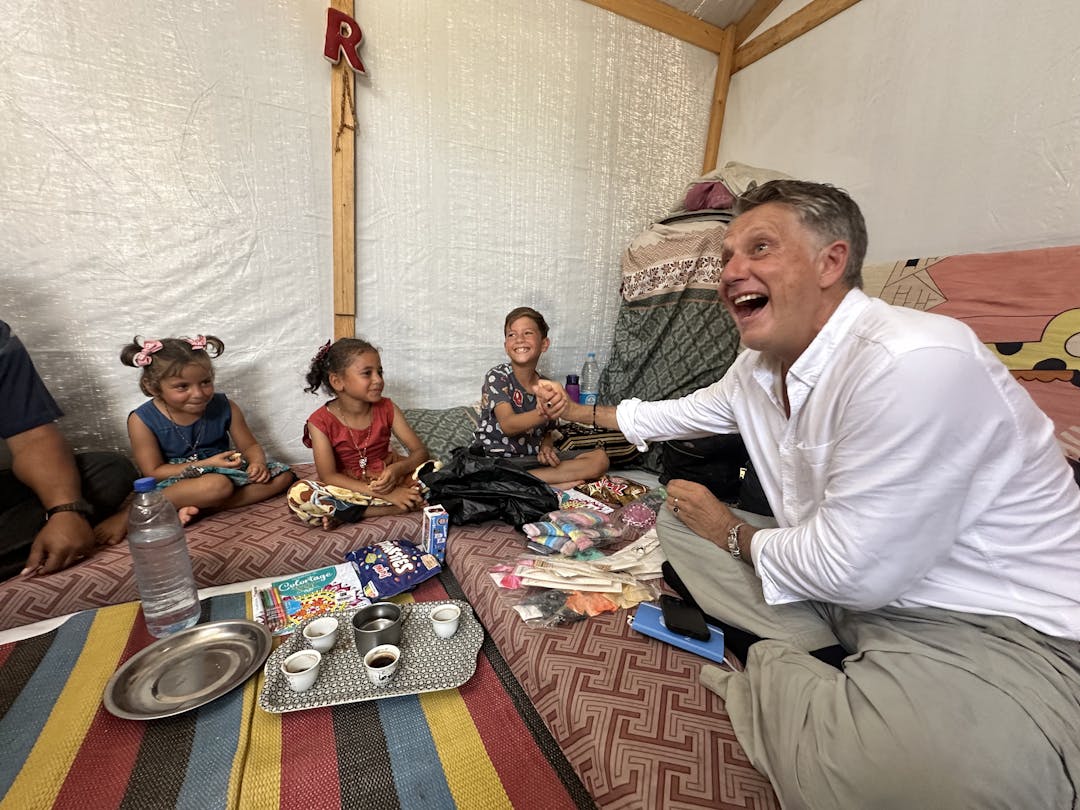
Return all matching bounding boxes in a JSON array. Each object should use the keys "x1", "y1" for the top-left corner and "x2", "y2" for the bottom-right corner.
[
  {"x1": 185, "y1": 335, "x2": 208, "y2": 350},
  {"x1": 133, "y1": 339, "x2": 163, "y2": 367}
]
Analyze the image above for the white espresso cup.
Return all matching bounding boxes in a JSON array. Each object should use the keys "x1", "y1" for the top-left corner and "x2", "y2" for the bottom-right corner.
[
  {"x1": 281, "y1": 649, "x2": 322, "y2": 692},
  {"x1": 431, "y1": 604, "x2": 461, "y2": 639},
  {"x1": 363, "y1": 644, "x2": 400, "y2": 686},
  {"x1": 303, "y1": 617, "x2": 339, "y2": 653}
]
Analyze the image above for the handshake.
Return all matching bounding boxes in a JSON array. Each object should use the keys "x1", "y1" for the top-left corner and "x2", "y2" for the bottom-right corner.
[
  {"x1": 534, "y1": 379, "x2": 600, "y2": 426},
  {"x1": 534, "y1": 379, "x2": 569, "y2": 421}
]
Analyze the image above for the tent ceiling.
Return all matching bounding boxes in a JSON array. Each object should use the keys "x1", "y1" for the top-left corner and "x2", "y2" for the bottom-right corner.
[{"x1": 662, "y1": 0, "x2": 761, "y2": 28}]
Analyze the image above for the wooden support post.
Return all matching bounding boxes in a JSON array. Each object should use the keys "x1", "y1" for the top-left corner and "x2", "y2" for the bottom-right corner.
[
  {"x1": 734, "y1": 0, "x2": 862, "y2": 73},
  {"x1": 331, "y1": 0, "x2": 357, "y2": 340},
  {"x1": 701, "y1": 25, "x2": 735, "y2": 174}
]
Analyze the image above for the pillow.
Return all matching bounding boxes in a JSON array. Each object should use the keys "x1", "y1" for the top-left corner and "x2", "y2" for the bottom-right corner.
[{"x1": 401, "y1": 406, "x2": 479, "y2": 463}]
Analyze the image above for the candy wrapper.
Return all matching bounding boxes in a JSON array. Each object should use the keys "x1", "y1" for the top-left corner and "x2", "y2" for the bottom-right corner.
[
  {"x1": 345, "y1": 538, "x2": 441, "y2": 600},
  {"x1": 577, "y1": 475, "x2": 650, "y2": 507}
]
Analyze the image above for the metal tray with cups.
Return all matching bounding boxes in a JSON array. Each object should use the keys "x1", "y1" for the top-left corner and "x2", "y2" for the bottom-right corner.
[{"x1": 258, "y1": 599, "x2": 482, "y2": 713}]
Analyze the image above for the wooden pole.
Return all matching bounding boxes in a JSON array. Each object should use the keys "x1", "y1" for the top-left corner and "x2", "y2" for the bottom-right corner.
[
  {"x1": 734, "y1": 0, "x2": 862, "y2": 73},
  {"x1": 331, "y1": 0, "x2": 357, "y2": 340},
  {"x1": 701, "y1": 25, "x2": 735, "y2": 174}
]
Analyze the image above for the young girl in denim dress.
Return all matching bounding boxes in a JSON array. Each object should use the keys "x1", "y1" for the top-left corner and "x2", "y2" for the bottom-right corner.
[{"x1": 121, "y1": 334, "x2": 293, "y2": 516}]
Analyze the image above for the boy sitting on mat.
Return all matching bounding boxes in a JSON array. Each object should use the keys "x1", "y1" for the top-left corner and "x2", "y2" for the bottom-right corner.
[{"x1": 471, "y1": 307, "x2": 608, "y2": 491}]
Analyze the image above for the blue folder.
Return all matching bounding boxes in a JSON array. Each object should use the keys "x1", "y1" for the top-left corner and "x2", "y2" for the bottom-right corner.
[{"x1": 629, "y1": 601, "x2": 726, "y2": 664}]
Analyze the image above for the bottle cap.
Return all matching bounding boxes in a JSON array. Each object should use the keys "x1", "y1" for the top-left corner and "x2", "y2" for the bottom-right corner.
[
  {"x1": 566, "y1": 374, "x2": 579, "y2": 384},
  {"x1": 134, "y1": 477, "x2": 157, "y2": 493}
]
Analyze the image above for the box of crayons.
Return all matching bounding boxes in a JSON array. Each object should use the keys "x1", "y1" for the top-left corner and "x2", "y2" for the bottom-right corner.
[{"x1": 251, "y1": 562, "x2": 370, "y2": 635}]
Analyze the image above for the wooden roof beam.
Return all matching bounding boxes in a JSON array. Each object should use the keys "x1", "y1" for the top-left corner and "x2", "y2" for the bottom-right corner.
[
  {"x1": 734, "y1": 0, "x2": 784, "y2": 46},
  {"x1": 580, "y1": 0, "x2": 729, "y2": 53},
  {"x1": 735, "y1": 0, "x2": 863, "y2": 72}
]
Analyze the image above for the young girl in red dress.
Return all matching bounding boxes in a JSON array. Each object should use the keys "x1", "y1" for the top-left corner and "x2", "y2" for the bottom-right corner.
[{"x1": 288, "y1": 338, "x2": 430, "y2": 528}]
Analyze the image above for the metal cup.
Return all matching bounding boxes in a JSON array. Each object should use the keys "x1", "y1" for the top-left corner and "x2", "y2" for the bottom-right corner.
[{"x1": 351, "y1": 602, "x2": 402, "y2": 656}]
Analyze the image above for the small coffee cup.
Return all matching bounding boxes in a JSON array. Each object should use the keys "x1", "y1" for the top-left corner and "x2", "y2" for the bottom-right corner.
[
  {"x1": 363, "y1": 644, "x2": 400, "y2": 686},
  {"x1": 302, "y1": 617, "x2": 339, "y2": 653},
  {"x1": 281, "y1": 649, "x2": 321, "y2": 692},
  {"x1": 351, "y1": 602, "x2": 403, "y2": 656},
  {"x1": 431, "y1": 604, "x2": 461, "y2": 639}
]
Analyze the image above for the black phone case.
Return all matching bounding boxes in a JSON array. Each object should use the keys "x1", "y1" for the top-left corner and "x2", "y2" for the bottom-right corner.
[{"x1": 659, "y1": 595, "x2": 710, "y2": 641}]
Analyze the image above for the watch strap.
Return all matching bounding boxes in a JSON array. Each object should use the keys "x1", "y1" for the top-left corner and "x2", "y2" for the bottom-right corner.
[{"x1": 45, "y1": 500, "x2": 94, "y2": 520}]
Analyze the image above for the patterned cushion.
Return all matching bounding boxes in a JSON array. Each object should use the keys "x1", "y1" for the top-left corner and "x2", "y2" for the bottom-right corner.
[{"x1": 402, "y1": 406, "x2": 479, "y2": 463}]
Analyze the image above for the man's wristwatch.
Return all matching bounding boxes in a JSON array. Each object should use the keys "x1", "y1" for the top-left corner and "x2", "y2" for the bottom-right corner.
[
  {"x1": 726, "y1": 522, "x2": 747, "y2": 560},
  {"x1": 45, "y1": 499, "x2": 94, "y2": 521}
]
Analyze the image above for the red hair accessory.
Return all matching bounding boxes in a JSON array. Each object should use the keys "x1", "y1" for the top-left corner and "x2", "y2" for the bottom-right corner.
[
  {"x1": 133, "y1": 339, "x2": 163, "y2": 367},
  {"x1": 312, "y1": 340, "x2": 331, "y2": 364}
]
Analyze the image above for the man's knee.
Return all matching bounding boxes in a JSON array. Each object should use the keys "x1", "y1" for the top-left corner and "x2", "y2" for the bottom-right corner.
[{"x1": 768, "y1": 653, "x2": 1073, "y2": 810}]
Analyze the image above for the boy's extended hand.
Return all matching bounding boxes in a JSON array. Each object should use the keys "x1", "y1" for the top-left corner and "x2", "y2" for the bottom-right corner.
[{"x1": 534, "y1": 380, "x2": 568, "y2": 420}]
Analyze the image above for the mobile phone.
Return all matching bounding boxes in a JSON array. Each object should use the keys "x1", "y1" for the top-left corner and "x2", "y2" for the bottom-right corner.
[{"x1": 659, "y1": 595, "x2": 710, "y2": 641}]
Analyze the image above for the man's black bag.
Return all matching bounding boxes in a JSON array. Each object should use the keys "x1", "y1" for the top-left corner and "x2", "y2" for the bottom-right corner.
[
  {"x1": 660, "y1": 434, "x2": 772, "y2": 516},
  {"x1": 419, "y1": 447, "x2": 559, "y2": 528}
]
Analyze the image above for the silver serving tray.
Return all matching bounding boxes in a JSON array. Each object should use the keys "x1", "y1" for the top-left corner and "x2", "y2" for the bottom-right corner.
[
  {"x1": 258, "y1": 600, "x2": 482, "y2": 713},
  {"x1": 104, "y1": 619, "x2": 273, "y2": 720}
]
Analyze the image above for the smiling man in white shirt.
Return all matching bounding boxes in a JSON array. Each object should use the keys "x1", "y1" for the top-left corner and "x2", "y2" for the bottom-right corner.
[{"x1": 539, "y1": 180, "x2": 1080, "y2": 809}]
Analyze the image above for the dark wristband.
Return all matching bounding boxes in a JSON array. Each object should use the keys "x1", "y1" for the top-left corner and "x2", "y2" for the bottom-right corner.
[{"x1": 45, "y1": 499, "x2": 94, "y2": 521}]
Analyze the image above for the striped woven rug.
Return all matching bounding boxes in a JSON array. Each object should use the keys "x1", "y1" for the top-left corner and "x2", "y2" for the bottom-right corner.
[{"x1": 0, "y1": 573, "x2": 594, "y2": 810}]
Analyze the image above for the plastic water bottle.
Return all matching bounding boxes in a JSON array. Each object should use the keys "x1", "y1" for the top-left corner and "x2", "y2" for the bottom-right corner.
[
  {"x1": 565, "y1": 374, "x2": 580, "y2": 404},
  {"x1": 580, "y1": 353, "x2": 600, "y2": 406},
  {"x1": 128, "y1": 477, "x2": 200, "y2": 637}
]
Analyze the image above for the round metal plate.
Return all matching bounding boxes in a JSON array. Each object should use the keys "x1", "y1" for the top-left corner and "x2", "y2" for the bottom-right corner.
[{"x1": 104, "y1": 619, "x2": 272, "y2": 720}]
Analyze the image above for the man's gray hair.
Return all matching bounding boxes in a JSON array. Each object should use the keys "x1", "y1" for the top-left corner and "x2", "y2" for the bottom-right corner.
[{"x1": 734, "y1": 180, "x2": 868, "y2": 289}]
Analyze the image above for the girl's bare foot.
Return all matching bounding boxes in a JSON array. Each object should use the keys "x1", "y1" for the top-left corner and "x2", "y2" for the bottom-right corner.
[
  {"x1": 179, "y1": 506, "x2": 199, "y2": 526},
  {"x1": 321, "y1": 514, "x2": 342, "y2": 530},
  {"x1": 94, "y1": 510, "x2": 129, "y2": 546}
]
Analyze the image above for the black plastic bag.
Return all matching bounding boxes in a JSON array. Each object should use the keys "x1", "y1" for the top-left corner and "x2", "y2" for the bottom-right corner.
[{"x1": 419, "y1": 447, "x2": 559, "y2": 528}]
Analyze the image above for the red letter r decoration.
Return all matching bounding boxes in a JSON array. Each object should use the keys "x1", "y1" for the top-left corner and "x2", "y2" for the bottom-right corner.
[{"x1": 324, "y1": 8, "x2": 366, "y2": 75}]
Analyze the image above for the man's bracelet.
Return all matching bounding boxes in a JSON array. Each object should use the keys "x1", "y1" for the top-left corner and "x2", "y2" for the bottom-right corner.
[{"x1": 727, "y1": 522, "x2": 747, "y2": 560}]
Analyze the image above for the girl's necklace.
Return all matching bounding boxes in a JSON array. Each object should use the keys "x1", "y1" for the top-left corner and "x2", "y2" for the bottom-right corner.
[
  {"x1": 163, "y1": 402, "x2": 205, "y2": 461},
  {"x1": 334, "y1": 403, "x2": 373, "y2": 479}
]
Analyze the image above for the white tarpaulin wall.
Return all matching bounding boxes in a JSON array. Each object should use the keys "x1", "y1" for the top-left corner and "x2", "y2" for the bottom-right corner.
[
  {"x1": 723, "y1": 0, "x2": 1080, "y2": 261},
  {"x1": 2, "y1": 0, "x2": 716, "y2": 464}
]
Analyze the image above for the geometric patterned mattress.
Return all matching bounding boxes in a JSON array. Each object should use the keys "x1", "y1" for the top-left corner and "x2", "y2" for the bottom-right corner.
[
  {"x1": 0, "y1": 464, "x2": 421, "y2": 632},
  {"x1": 445, "y1": 521, "x2": 779, "y2": 809},
  {"x1": 0, "y1": 453, "x2": 779, "y2": 807}
]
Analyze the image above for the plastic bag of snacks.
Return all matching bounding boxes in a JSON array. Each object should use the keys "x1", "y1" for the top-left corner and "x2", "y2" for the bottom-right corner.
[
  {"x1": 345, "y1": 538, "x2": 441, "y2": 600},
  {"x1": 521, "y1": 509, "x2": 629, "y2": 555}
]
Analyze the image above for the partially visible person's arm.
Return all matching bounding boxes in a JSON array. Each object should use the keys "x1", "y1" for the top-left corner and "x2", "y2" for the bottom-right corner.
[
  {"x1": 369, "y1": 403, "x2": 429, "y2": 494},
  {"x1": 7, "y1": 423, "x2": 96, "y2": 575}
]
